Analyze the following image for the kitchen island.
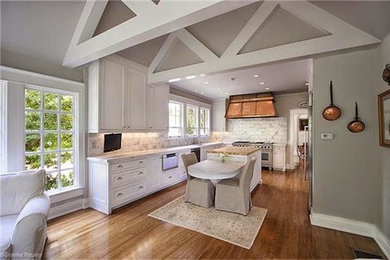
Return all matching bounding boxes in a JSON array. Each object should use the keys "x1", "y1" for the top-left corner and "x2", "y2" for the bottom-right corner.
[{"x1": 207, "y1": 146, "x2": 262, "y2": 191}]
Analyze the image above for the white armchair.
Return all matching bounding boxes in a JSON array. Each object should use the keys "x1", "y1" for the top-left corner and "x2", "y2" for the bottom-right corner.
[{"x1": 0, "y1": 170, "x2": 50, "y2": 260}]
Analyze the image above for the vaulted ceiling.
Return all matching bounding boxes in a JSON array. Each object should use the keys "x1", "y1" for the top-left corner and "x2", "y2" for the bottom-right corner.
[{"x1": 1, "y1": 0, "x2": 390, "y2": 89}]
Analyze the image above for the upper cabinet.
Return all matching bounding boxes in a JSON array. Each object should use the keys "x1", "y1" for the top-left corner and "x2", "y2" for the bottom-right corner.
[
  {"x1": 146, "y1": 84, "x2": 169, "y2": 130},
  {"x1": 212, "y1": 99, "x2": 227, "y2": 132},
  {"x1": 88, "y1": 56, "x2": 148, "y2": 133}
]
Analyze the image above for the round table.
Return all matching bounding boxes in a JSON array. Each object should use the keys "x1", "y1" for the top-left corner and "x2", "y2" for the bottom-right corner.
[{"x1": 187, "y1": 159, "x2": 245, "y2": 180}]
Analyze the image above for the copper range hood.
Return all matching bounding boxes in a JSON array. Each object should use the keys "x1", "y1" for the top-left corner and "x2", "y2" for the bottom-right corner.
[{"x1": 226, "y1": 92, "x2": 278, "y2": 119}]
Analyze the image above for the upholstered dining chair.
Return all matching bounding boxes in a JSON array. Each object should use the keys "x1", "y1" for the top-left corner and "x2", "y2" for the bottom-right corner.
[
  {"x1": 215, "y1": 158, "x2": 256, "y2": 215},
  {"x1": 181, "y1": 153, "x2": 215, "y2": 208}
]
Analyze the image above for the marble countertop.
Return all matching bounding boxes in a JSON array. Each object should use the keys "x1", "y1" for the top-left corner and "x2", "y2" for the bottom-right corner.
[
  {"x1": 208, "y1": 146, "x2": 260, "y2": 156},
  {"x1": 87, "y1": 142, "x2": 224, "y2": 163}
]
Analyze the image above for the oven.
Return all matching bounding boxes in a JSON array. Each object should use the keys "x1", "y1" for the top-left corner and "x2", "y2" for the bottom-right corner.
[{"x1": 261, "y1": 149, "x2": 273, "y2": 170}]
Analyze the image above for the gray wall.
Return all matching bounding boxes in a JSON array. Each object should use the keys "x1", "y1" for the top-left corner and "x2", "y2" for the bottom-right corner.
[
  {"x1": 312, "y1": 46, "x2": 381, "y2": 224},
  {"x1": 376, "y1": 33, "x2": 390, "y2": 239},
  {"x1": 1, "y1": 49, "x2": 84, "y2": 82}
]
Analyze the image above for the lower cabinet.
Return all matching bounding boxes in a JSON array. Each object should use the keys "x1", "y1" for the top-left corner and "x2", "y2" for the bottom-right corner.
[
  {"x1": 89, "y1": 150, "x2": 190, "y2": 214},
  {"x1": 273, "y1": 143, "x2": 287, "y2": 172}
]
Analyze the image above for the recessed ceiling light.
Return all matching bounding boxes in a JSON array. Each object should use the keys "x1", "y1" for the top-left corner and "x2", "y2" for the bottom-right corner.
[
  {"x1": 200, "y1": 92, "x2": 204, "y2": 95},
  {"x1": 265, "y1": 87, "x2": 270, "y2": 90},
  {"x1": 204, "y1": 82, "x2": 209, "y2": 84},
  {"x1": 186, "y1": 75, "x2": 196, "y2": 80},
  {"x1": 254, "y1": 74, "x2": 259, "y2": 78},
  {"x1": 200, "y1": 74, "x2": 206, "y2": 77},
  {"x1": 168, "y1": 78, "x2": 181, "y2": 83},
  {"x1": 225, "y1": 92, "x2": 229, "y2": 95},
  {"x1": 194, "y1": 89, "x2": 198, "y2": 92},
  {"x1": 217, "y1": 87, "x2": 220, "y2": 90},
  {"x1": 260, "y1": 82, "x2": 265, "y2": 85}
]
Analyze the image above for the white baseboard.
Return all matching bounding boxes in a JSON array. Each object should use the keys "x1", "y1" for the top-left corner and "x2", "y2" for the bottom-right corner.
[
  {"x1": 49, "y1": 198, "x2": 89, "y2": 220},
  {"x1": 310, "y1": 212, "x2": 390, "y2": 259}
]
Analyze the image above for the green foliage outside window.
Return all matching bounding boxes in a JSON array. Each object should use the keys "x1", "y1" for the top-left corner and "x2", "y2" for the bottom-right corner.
[
  {"x1": 186, "y1": 106, "x2": 197, "y2": 135},
  {"x1": 25, "y1": 89, "x2": 75, "y2": 191}
]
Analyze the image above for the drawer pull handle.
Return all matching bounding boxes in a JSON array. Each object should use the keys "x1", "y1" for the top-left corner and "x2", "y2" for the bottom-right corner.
[
  {"x1": 139, "y1": 186, "x2": 144, "y2": 190},
  {"x1": 117, "y1": 177, "x2": 123, "y2": 180},
  {"x1": 138, "y1": 172, "x2": 143, "y2": 175},
  {"x1": 117, "y1": 193, "x2": 123, "y2": 197},
  {"x1": 168, "y1": 176, "x2": 172, "y2": 179},
  {"x1": 139, "y1": 161, "x2": 144, "y2": 164},
  {"x1": 117, "y1": 165, "x2": 123, "y2": 168}
]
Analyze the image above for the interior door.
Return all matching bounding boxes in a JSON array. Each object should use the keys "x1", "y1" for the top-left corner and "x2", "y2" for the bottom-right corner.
[{"x1": 101, "y1": 59, "x2": 126, "y2": 130}]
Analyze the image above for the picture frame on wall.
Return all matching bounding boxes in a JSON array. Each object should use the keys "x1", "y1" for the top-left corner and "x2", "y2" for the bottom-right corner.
[{"x1": 378, "y1": 89, "x2": 390, "y2": 147}]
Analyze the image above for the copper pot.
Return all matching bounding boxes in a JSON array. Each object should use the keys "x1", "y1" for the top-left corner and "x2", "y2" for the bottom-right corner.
[
  {"x1": 322, "y1": 81, "x2": 341, "y2": 121},
  {"x1": 348, "y1": 102, "x2": 365, "y2": 133}
]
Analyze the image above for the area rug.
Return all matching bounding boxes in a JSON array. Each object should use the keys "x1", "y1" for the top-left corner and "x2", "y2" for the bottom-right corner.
[{"x1": 148, "y1": 196, "x2": 267, "y2": 249}]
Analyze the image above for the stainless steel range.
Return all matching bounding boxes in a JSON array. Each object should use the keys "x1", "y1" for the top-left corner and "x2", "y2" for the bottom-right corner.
[{"x1": 232, "y1": 141, "x2": 273, "y2": 170}]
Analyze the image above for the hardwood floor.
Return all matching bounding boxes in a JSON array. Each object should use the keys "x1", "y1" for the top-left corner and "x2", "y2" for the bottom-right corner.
[{"x1": 44, "y1": 167, "x2": 384, "y2": 259}]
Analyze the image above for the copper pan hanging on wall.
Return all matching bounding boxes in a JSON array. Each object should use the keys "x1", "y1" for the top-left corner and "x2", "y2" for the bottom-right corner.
[
  {"x1": 348, "y1": 102, "x2": 365, "y2": 133},
  {"x1": 322, "y1": 81, "x2": 341, "y2": 121}
]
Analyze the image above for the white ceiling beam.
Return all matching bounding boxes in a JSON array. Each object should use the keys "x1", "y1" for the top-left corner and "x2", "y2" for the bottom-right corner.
[
  {"x1": 148, "y1": 1, "x2": 380, "y2": 84},
  {"x1": 175, "y1": 29, "x2": 219, "y2": 62},
  {"x1": 120, "y1": 0, "x2": 156, "y2": 16},
  {"x1": 67, "y1": 0, "x2": 108, "y2": 48},
  {"x1": 222, "y1": 1, "x2": 278, "y2": 58},
  {"x1": 63, "y1": 0, "x2": 255, "y2": 68},
  {"x1": 149, "y1": 33, "x2": 177, "y2": 73}
]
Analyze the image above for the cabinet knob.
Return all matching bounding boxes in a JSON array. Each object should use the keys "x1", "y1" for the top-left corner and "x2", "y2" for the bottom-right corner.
[
  {"x1": 117, "y1": 193, "x2": 123, "y2": 197},
  {"x1": 168, "y1": 176, "x2": 172, "y2": 179},
  {"x1": 139, "y1": 161, "x2": 143, "y2": 164},
  {"x1": 139, "y1": 185, "x2": 144, "y2": 190},
  {"x1": 117, "y1": 176, "x2": 123, "y2": 180},
  {"x1": 149, "y1": 126, "x2": 152, "y2": 129}
]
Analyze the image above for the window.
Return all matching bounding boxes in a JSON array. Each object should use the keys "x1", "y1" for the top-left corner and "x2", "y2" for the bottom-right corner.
[
  {"x1": 168, "y1": 101, "x2": 183, "y2": 137},
  {"x1": 24, "y1": 87, "x2": 78, "y2": 192},
  {"x1": 186, "y1": 105, "x2": 198, "y2": 136},
  {"x1": 0, "y1": 81, "x2": 5, "y2": 172},
  {"x1": 199, "y1": 107, "x2": 210, "y2": 136}
]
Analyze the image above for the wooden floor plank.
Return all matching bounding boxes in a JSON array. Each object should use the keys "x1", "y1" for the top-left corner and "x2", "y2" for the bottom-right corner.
[{"x1": 44, "y1": 167, "x2": 384, "y2": 259}]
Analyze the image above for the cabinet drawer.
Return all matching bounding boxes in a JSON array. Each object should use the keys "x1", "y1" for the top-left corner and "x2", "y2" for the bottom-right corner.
[
  {"x1": 162, "y1": 171, "x2": 177, "y2": 183},
  {"x1": 111, "y1": 168, "x2": 147, "y2": 188},
  {"x1": 110, "y1": 159, "x2": 148, "y2": 173},
  {"x1": 111, "y1": 180, "x2": 147, "y2": 207}
]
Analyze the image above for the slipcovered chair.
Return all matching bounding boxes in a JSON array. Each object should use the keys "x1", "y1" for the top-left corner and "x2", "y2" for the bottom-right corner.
[
  {"x1": 182, "y1": 153, "x2": 215, "y2": 208},
  {"x1": 215, "y1": 158, "x2": 256, "y2": 215},
  {"x1": 0, "y1": 169, "x2": 50, "y2": 260}
]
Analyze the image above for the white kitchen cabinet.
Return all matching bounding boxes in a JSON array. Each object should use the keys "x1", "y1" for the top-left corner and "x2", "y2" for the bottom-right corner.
[
  {"x1": 146, "y1": 84, "x2": 169, "y2": 130},
  {"x1": 88, "y1": 148, "x2": 189, "y2": 214},
  {"x1": 147, "y1": 156, "x2": 163, "y2": 191},
  {"x1": 273, "y1": 143, "x2": 287, "y2": 172},
  {"x1": 88, "y1": 56, "x2": 147, "y2": 133},
  {"x1": 212, "y1": 99, "x2": 227, "y2": 132}
]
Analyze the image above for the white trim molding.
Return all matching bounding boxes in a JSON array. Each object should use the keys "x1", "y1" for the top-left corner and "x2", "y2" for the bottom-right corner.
[
  {"x1": 310, "y1": 212, "x2": 390, "y2": 258},
  {"x1": 49, "y1": 197, "x2": 89, "y2": 220}
]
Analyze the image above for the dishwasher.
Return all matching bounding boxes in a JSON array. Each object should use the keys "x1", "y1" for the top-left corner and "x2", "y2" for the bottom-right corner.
[
  {"x1": 162, "y1": 153, "x2": 179, "y2": 171},
  {"x1": 190, "y1": 148, "x2": 201, "y2": 162}
]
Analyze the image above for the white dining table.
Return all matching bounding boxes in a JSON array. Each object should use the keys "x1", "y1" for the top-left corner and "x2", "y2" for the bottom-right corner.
[{"x1": 187, "y1": 159, "x2": 246, "y2": 180}]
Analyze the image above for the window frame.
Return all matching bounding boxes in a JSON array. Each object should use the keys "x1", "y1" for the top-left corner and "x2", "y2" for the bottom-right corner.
[
  {"x1": 199, "y1": 107, "x2": 210, "y2": 136},
  {"x1": 186, "y1": 104, "x2": 199, "y2": 137},
  {"x1": 0, "y1": 81, "x2": 7, "y2": 173},
  {"x1": 24, "y1": 84, "x2": 80, "y2": 193},
  {"x1": 168, "y1": 100, "x2": 184, "y2": 138}
]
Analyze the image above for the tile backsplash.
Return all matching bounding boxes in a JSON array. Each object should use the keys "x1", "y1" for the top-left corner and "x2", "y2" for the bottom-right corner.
[
  {"x1": 223, "y1": 117, "x2": 288, "y2": 143},
  {"x1": 88, "y1": 118, "x2": 287, "y2": 156},
  {"x1": 88, "y1": 132, "x2": 212, "y2": 156}
]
